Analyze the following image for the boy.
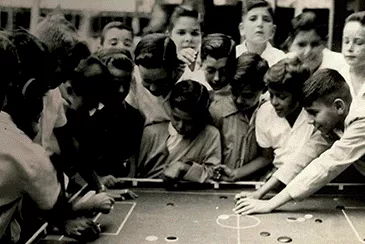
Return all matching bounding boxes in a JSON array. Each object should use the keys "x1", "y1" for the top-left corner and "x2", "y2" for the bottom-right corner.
[
  {"x1": 0, "y1": 30, "x2": 73, "y2": 243},
  {"x1": 7, "y1": 30, "x2": 110, "y2": 243},
  {"x1": 137, "y1": 80, "x2": 221, "y2": 183},
  {"x1": 33, "y1": 15, "x2": 107, "y2": 195},
  {"x1": 234, "y1": 69, "x2": 365, "y2": 215},
  {"x1": 341, "y1": 11, "x2": 365, "y2": 99},
  {"x1": 99, "y1": 21, "x2": 134, "y2": 53},
  {"x1": 199, "y1": 33, "x2": 236, "y2": 97},
  {"x1": 88, "y1": 48, "x2": 144, "y2": 187},
  {"x1": 236, "y1": 0, "x2": 285, "y2": 66},
  {"x1": 127, "y1": 33, "x2": 184, "y2": 125},
  {"x1": 218, "y1": 57, "x2": 326, "y2": 181},
  {"x1": 210, "y1": 52, "x2": 269, "y2": 180}
]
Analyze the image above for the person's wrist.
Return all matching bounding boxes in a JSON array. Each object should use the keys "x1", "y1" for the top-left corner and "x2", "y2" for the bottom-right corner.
[
  {"x1": 231, "y1": 169, "x2": 238, "y2": 181},
  {"x1": 100, "y1": 184, "x2": 106, "y2": 192},
  {"x1": 181, "y1": 161, "x2": 192, "y2": 173}
]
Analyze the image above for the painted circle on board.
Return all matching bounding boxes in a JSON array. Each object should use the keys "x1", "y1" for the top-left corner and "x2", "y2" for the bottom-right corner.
[{"x1": 216, "y1": 214, "x2": 260, "y2": 230}]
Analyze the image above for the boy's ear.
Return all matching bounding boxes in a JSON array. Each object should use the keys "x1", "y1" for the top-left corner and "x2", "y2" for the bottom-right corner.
[
  {"x1": 270, "y1": 24, "x2": 277, "y2": 40},
  {"x1": 333, "y1": 98, "x2": 346, "y2": 115},
  {"x1": 238, "y1": 22, "x2": 245, "y2": 38}
]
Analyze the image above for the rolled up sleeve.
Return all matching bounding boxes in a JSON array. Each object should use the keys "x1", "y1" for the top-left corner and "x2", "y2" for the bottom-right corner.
[{"x1": 285, "y1": 117, "x2": 365, "y2": 200}]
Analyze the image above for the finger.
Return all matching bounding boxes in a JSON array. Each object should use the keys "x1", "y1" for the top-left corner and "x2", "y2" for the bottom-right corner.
[
  {"x1": 220, "y1": 176, "x2": 231, "y2": 182},
  {"x1": 177, "y1": 54, "x2": 192, "y2": 65},
  {"x1": 233, "y1": 199, "x2": 251, "y2": 211},
  {"x1": 235, "y1": 204, "x2": 255, "y2": 215},
  {"x1": 235, "y1": 192, "x2": 248, "y2": 200},
  {"x1": 180, "y1": 52, "x2": 196, "y2": 64},
  {"x1": 182, "y1": 48, "x2": 198, "y2": 57},
  {"x1": 213, "y1": 165, "x2": 224, "y2": 170},
  {"x1": 110, "y1": 176, "x2": 118, "y2": 184},
  {"x1": 128, "y1": 191, "x2": 138, "y2": 199}
]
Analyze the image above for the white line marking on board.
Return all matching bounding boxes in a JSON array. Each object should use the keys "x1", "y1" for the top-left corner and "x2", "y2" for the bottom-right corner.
[
  {"x1": 92, "y1": 202, "x2": 136, "y2": 236},
  {"x1": 342, "y1": 209, "x2": 365, "y2": 243},
  {"x1": 216, "y1": 214, "x2": 260, "y2": 230},
  {"x1": 344, "y1": 207, "x2": 365, "y2": 210},
  {"x1": 237, "y1": 214, "x2": 240, "y2": 244}
]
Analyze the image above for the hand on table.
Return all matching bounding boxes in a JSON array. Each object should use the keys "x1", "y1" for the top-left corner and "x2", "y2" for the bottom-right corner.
[
  {"x1": 73, "y1": 191, "x2": 115, "y2": 214},
  {"x1": 163, "y1": 161, "x2": 187, "y2": 181},
  {"x1": 108, "y1": 189, "x2": 139, "y2": 200},
  {"x1": 99, "y1": 175, "x2": 124, "y2": 188},
  {"x1": 64, "y1": 217, "x2": 100, "y2": 242},
  {"x1": 235, "y1": 190, "x2": 261, "y2": 202},
  {"x1": 213, "y1": 165, "x2": 236, "y2": 182},
  {"x1": 233, "y1": 198, "x2": 273, "y2": 215}
]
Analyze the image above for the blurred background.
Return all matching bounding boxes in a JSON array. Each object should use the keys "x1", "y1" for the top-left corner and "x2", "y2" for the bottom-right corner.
[{"x1": 0, "y1": 0, "x2": 364, "y2": 52}]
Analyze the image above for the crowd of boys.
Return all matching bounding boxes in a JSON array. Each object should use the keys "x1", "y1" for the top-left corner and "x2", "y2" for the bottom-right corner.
[{"x1": 2, "y1": 0, "x2": 365, "y2": 242}]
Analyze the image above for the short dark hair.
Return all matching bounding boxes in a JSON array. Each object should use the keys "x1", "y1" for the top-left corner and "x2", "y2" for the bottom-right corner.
[
  {"x1": 70, "y1": 56, "x2": 111, "y2": 97},
  {"x1": 265, "y1": 57, "x2": 311, "y2": 99},
  {"x1": 134, "y1": 33, "x2": 179, "y2": 69},
  {"x1": 100, "y1": 21, "x2": 134, "y2": 45},
  {"x1": 167, "y1": 5, "x2": 202, "y2": 32},
  {"x1": 169, "y1": 80, "x2": 210, "y2": 117},
  {"x1": 34, "y1": 13, "x2": 79, "y2": 56},
  {"x1": 95, "y1": 48, "x2": 134, "y2": 73},
  {"x1": 345, "y1": 11, "x2": 365, "y2": 26},
  {"x1": 290, "y1": 11, "x2": 327, "y2": 43},
  {"x1": 231, "y1": 52, "x2": 269, "y2": 93},
  {"x1": 243, "y1": 0, "x2": 274, "y2": 21},
  {"x1": 34, "y1": 14, "x2": 90, "y2": 87},
  {"x1": 10, "y1": 29, "x2": 55, "y2": 98},
  {"x1": 0, "y1": 31, "x2": 19, "y2": 108},
  {"x1": 302, "y1": 69, "x2": 351, "y2": 107},
  {"x1": 201, "y1": 33, "x2": 236, "y2": 61}
]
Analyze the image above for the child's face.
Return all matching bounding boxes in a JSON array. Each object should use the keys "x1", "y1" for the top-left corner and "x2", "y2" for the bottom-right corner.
[
  {"x1": 201, "y1": 56, "x2": 229, "y2": 90},
  {"x1": 109, "y1": 67, "x2": 132, "y2": 100},
  {"x1": 305, "y1": 100, "x2": 342, "y2": 136},
  {"x1": 138, "y1": 66, "x2": 173, "y2": 97},
  {"x1": 232, "y1": 86, "x2": 262, "y2": 112},
  {"x1": 268, "y1": 88, "x2": 300, "y2": 118},
  {"x1": 240, "y1": 7, "x2": 275, "y2": 44},
  {"x1": 170, "y1": 107, "x2": 197, "y2": 136},
  {"x1": 342, "y1": 21, "x2": 365, "y2": 68},
  {"x1": 170, "y1": 16, "x2": 202, "y2": 52},
  {"x1": 63, "y1": 81, "x2": 84, "y2": 111},
  {"x1": 103, "y1": 28, "x2": 134, "y2": 53},
  {"x1": 289, "y1": 30, "x2": 325, "y2": 72}
]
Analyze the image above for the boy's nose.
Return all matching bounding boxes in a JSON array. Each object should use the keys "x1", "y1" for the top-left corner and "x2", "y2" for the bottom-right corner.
[
  {"x1": 271, "y1": 96, "x2": 279, "y2": 106},
  {"x1": 303, "y1": 46, "x2": 312, "y2": 57},
  {"x1": 184, "y1": 33, "x2": 193, "y2": 42},
  {"x1": 213, "y1": 71, "x2": 220, "y2": 81},
  {"x1": 257, "y1": 17, "x2": 264, "y2": 27},
  {"x1": 346, "y1": 42, "x2": 355, "y2": 52}
]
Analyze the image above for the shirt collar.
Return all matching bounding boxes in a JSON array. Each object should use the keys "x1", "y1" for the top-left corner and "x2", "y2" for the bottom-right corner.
[
  {"x1": 236, "y1": 41, "x2": 272, "y2": 58},
  {"x1": 168, "y1": 122, "x2": 179, "y2": 136},
  {"x1": 89, "y1": 102, "x2": 105, "y2": 116}
]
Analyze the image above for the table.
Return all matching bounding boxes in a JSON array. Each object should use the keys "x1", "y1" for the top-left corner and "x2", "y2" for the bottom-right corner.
[{"x1": 40, "y1": 180, "x2": 365, "y2": 244}]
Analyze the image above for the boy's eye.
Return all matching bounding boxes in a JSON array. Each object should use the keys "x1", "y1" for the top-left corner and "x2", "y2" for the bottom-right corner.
[
  {"x1": 355, "y1": 39, "x2": 365, "y2": 45},
  {"x1": 109, "y1": 40, "x2": 118, "y2": 46},
  {"x1": 263, "y1": 16, "x2": 272, "y2": 23},
  {"x1": 191, "y1": 30, "x2": 201, "y2": 37},
  {"x1": 248, "y1": 15, "x2": 257, "y2": 22},
  {"x1": 311, "y1": 41, "x2": 321, "y2": 48},
  {"x1": 278, "y1": 95, "x2": 288, "y2": 100},
  {"x1": 343, "y1": 37, "x2": 349, "y2": 44},
  {"x1": 173, "y1": 115, "x2": 181, "y2": 122},
  {"x1": 297, "y1": 42, "x2": 307, "y2": 48},
  {"x1": 123, "y1": 40, "x2": 132, "y2": 47},
  {"x1": 206, "y1": 68, "x2": 215, "y2": 74},
  {"x1": 177, "y1": 30, "x2": 186, "y2": 35}
]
